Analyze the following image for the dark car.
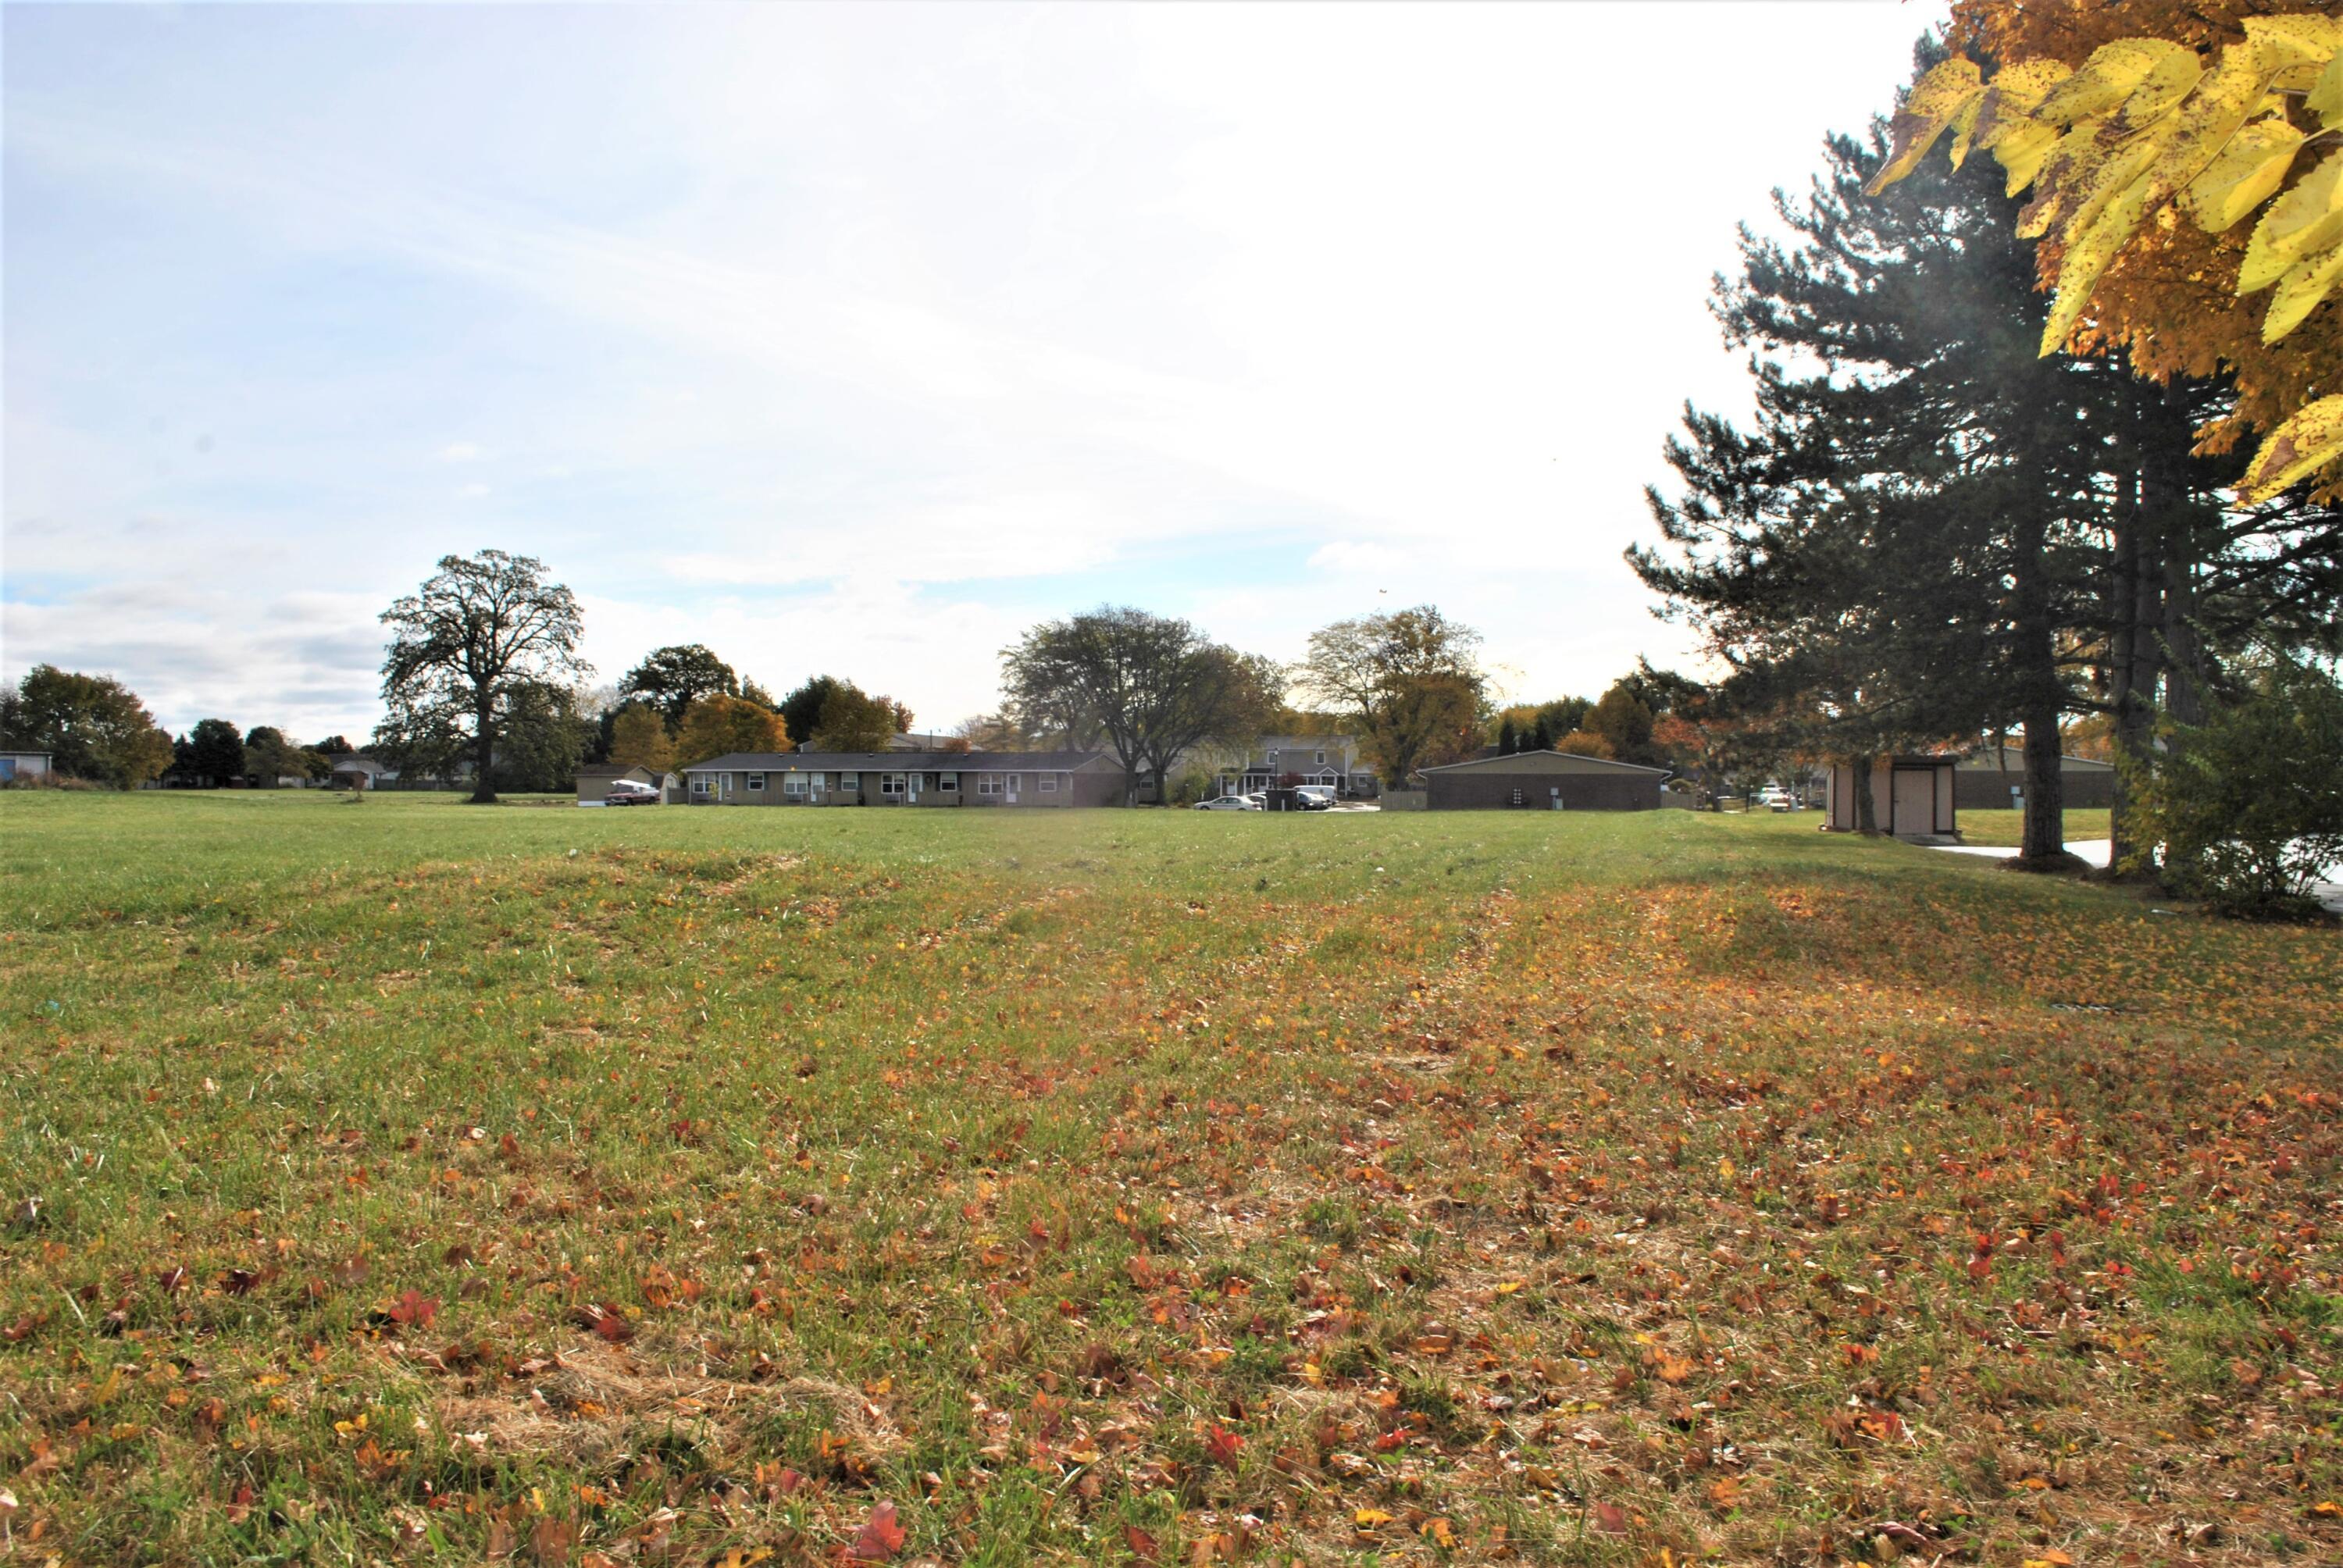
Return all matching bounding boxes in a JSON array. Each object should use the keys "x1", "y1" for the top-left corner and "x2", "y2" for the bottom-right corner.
[{"x1": 604, "y1": 779, "x2": 661, "y2": 806}]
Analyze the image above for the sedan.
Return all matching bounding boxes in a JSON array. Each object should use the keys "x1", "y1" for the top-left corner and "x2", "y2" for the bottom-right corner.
[
  {"x1": 1194, "y1": 794, "x2": 1263, "y2": 811},
  {"x1": 604, "y1": 780, "x2": 662, "y2": 806}
]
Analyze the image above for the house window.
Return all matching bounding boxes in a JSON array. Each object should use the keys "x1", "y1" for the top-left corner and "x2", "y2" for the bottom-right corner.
[
  {"x1": 691, "y1": 776, "x2": 711, "y2": 796},
  {"x1": 881, "y1": 773, "x2": 906, "y2": 796},
  {"x1": 939, "y1": 775, "x2": 958, "y2": 792},
  {"x1": 978, "y1": 775, "x2": 1001, "y2": 795},
  {"x1": 838, "y1": 773, "x2": 857, "y2": 789},
  {"x1": 781, "y1": 775, "x2": 804, "y2": 796},
  {"x1": 1315, "y1": 750, "x2": 1325, "y2": 764},
  {"x1": 750, "y1": 773, "x2": 769, "y2": 790},
  {"x1": 1039, "y1": 775, "x2": 1057, "y2": 793}
]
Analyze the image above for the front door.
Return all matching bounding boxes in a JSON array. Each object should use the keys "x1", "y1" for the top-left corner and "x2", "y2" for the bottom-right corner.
[
  {"x1": 1890, "y1": 767, "x2": 1933, "y2": 836},
  {"x1": 1006, "y1": 773, "x2": 1020, "y2": 805}
]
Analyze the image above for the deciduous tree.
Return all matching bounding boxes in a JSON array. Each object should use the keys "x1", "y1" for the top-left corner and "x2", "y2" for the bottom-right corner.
[
  {"x1": 608, "y1": 704, "x2": 674, "y2": 774},
  {"x1": 621, "y1": 645, "x2": 739, "y2": 731},
  {"x1": 378, "y1": 550, "x2": 589, "y2": 804},
  {"x1": 1002, "y1": 607, "x2": 1277, "y2": 806},
  {"x1": 675, "y1": 693, "x2": 791, "y2": 765},
  {"x1": 186, "y1": 718, "x2": 247, "y2": 786},
  {"x1": 0, "y1": 665, "x2": 173, "y2": 786},
  {"x1": 1297, "y1": 607, "x2": 1487, "y2": 786}
]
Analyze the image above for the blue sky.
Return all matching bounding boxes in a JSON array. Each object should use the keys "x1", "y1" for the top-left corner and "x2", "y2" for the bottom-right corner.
[{"x1": 3, "y1": 1, "x2": 1946, "y2": 741}]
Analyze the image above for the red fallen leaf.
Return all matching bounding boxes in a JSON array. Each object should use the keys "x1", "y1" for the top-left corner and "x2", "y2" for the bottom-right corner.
[
  {"x1": 1204, "y1": 1424, "x2": 1244, "y2": 1469},
  {"x1": 1122, "y1": 1525, "x2": 1161, "y2": 1563},
  {"x1": 498, "y1": 1132, "x2": 521, "y2": 1160},
  {"x1": 2, "y1": 1311, "x2": 41, "y2": 1342},
  {"x1": 570, "y1": 1303, "x2": 633, "y2": 1343},
  {"x1": 846, "y1": 1499, "x2": 905, "y2": 1560},
  {"x1": 388, "y1": 1289, "x2": 440, "y2": 1330},
  {"x1": 221, "y1": 1268, "x2": 262, "y2": 1296},
  {"x1": 226, "y1": 1482, "x2": 255, "y2": 1523},
  {"x1": 1591, "y1": 1502, "x2": 1630, "y2": 1536},
  {"x1": 157, "y1": 1266, "x2": 191, "y2": 1292}
]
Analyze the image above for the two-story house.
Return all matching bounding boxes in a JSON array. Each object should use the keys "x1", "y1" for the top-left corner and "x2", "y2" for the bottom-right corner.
[{"x1": 1214, "y1": 735, "x2": 1375, "y2": 798}]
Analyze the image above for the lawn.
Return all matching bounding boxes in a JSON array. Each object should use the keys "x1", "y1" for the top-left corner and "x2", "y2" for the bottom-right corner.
[
  {"x1": 1956, "y1": 810, "x2": 2114, "y2": 850},
  {"x1": 2, "y1": 792, "x2": 2339, "y2": 1566}
]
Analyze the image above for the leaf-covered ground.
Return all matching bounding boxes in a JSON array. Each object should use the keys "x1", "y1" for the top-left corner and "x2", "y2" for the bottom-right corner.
[{"x1": 2, "y1": 793, "x2": 2339, "y2": 1566}]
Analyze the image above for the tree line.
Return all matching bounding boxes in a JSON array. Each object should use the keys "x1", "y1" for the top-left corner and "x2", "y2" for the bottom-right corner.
[{"x1": 1632, "y1": 24, "x2": 2342, "y2": 912}]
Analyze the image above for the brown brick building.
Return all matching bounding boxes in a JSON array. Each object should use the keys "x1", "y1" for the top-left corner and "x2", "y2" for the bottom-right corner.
[{"x1": 1418, "y1": 750, "x2": 1667, "y2": 811}]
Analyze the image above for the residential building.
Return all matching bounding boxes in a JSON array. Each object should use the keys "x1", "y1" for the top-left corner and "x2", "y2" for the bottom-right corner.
[
  {"x1": 577, "y1": 764, "x2": 656, "y2": 804},
  {"x1": 327, "y1": 754, "x2": 399, "y2": 790},
  {"x1": 1418, "y1": 750, "x2": 1667, "y2": 811},
  {"x1": 1214, "y1": 735, "x2": 1376, "y2": 798},
  {"x1": 678, "y1": 750, "x2": 1127, "y2": 807}
]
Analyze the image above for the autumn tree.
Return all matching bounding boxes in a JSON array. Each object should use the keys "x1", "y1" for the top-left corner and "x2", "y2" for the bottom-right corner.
[
  {"x1": 620, "y1": 645, "x2": 740, "y2": 731},
  {"x1": 608, "y1": 704, "x2": 674, "y2": 774},
  {"x1": 1584, "y1": 682, "x2": 1661, "y2": 767},
  {"x1": 1001, "y1": 607, "x2": 1278, "y2": 806},
  {"x1": 1297, "y1": 607, "x2": 1487, "y2": 786},
  {"x1": 811, "y1": 685, "x2": 911, "y2": 751},
  {"x1": 1872, "y1": 7, "x2": 2343, "y2": 499},
  {"x1": 0, "y1": 665, "x2": 173, "y2": 786},
  {"x1": 674, "y1": 693, "x2": 791, "y2": 764},
  {"x1": 378, "y1": 551, "x2": 589, "y2": 804}
]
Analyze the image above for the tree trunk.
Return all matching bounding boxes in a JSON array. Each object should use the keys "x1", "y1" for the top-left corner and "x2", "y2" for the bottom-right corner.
[
  {"x1": 1850, "y1": 754, "x2": 1878, "y2": 834},
  {"x1": 471, "y1": 701, "x2": 498, "y2": 804},
  {"x1": 2017, "y1": 707, "x2": 2067, "y2": 864},
  {"x1": 2106, "y1": 469, "x2": 2158, "y2": 875}
]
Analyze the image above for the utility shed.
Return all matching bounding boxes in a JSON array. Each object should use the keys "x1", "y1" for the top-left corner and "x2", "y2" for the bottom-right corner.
[
  {"x1": 1824, "y1": 756, "x2": 1958, "y2": 839},
  {"x1": 1418, "y1": 750, "x2": 1667, "y2": 811},
  {"x1": 576, "y1": 764, "x2": 655, "y2": 804}
]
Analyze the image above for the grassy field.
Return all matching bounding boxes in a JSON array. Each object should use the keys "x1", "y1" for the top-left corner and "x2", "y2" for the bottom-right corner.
[
  {"x1": 1956, "y1": 810, "x2": 2114, "y2": 850},
  {"x1": 3, "y1": 793, "x2": 2339, "y2": 1566}
]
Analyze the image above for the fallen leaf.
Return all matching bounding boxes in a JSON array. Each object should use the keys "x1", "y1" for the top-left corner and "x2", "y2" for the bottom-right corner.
[{"x1": 846, "y1": 1499, "x2": 905, "y2": 1560}]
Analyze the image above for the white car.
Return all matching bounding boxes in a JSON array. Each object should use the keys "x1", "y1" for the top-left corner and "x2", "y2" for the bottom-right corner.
[
  {"x1": 1756, "y1": 786, "x2": 1797, "y2": 811},
  {"x1": 1195, "y1": 793, "x2": 1263, "y2": 811}
]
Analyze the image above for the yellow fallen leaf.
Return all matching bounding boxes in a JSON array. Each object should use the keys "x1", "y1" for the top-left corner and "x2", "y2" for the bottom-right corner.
[{"x1": 1353, "y1": 1509, "x2": 1394, "y2": 1527}]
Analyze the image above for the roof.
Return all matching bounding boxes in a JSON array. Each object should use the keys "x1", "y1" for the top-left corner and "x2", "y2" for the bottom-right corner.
[
  {"x1": 0, "y1": 750, "x2": 53, "y2": 759},
  {"x1": 577, "y1": 764, "x2": 651, "y2": 778},
  {"x1": 679, "y1": 750, "x2": 1116, "y2": 774},
  {"x1": 1957, "y1": 744, "x2": 2115, "y2": 772},
  {"x1": 1418, "y1": 749, "x2": 1670, "y2": 776}
]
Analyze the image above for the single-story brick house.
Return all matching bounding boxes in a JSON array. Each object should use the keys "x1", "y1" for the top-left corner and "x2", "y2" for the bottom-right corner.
[
  {"x1": 1952, "y1": 744, "x2": 2115, "y2": 811},
  {"x1": 577, "y1": 764, "x2": 657, "y2": 805},
  {"x1": 679, "y1": 750, "x2": 1127, "y2": 807},
  {"x1": 1823, "y1": 755, "x2": 1958, "y2": 838},
  {"x1": 0, "y1": 750, "x2": 54, "y2": 782},
  {"x1": 1418, "y1": 750, "x2": 1667, "y2": 811}
]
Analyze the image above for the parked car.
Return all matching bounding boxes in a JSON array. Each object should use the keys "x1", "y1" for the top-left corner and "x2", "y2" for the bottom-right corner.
[
  {"x1": 604, "y1": 779, "x2": 662, "y2": 806},
  {"x1": 1195, "y1": 793, "x2": 1263, "y2": 811},
  {"x1": 1293, "y1": 786, "x2": 1336, "y2": 810},
  {"x1": 1756, "y1": 786, "x2": 1797, "y2": 811}
]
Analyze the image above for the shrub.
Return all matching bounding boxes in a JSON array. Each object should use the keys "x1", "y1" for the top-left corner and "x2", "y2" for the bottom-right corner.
[{"x1": 2124, "y1": 661, "x2": 2343, "y2": 921}]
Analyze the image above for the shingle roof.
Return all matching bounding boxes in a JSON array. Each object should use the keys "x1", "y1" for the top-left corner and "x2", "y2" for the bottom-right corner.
[
  {"x1": 679, "y1": 750, "x2": 1114, "y2": 774},
  {"x1": 1418, "y1": 749, "x2": 1671, "y2": 775}
]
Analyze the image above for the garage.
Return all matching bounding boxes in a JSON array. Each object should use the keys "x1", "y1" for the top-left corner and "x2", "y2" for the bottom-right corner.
[{"x1": 1418, "y1": 750, "x2": 1667, "y2": 811}]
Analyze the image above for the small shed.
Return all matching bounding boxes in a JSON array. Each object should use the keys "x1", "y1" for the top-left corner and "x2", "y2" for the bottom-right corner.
[
  {"x1": 1824, "y1": 755, "x2": 1957, "y2": 839},
  {"x1": 577, "y1": 764, "x2": 654, "y2": 805},
  {"x1": 0, "y1": 750, "x2": 54, "y2": 783},
  {"x1": 1419, "y1": 750, "x2": 1667, "y2": 811}
]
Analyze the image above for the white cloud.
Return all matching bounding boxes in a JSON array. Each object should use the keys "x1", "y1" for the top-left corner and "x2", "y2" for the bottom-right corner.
[{"x1": 3, "y1": 2, "x2": 1946, "y2": 736}]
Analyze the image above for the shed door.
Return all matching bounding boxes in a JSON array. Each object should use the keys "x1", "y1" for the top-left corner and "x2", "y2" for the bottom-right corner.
[{"x1": 1891, "y1": 768, "x2": 1932, "y2": 836}]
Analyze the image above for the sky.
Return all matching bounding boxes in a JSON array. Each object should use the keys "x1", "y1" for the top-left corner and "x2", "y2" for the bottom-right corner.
[{"x1": 2, "y1": 1, "x2": 1949, "y2": 743}]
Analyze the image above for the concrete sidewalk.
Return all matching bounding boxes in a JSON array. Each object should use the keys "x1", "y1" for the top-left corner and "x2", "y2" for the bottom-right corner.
[{"x1": 1932, "y1": 838, "x2": 2343, "y2": 914}]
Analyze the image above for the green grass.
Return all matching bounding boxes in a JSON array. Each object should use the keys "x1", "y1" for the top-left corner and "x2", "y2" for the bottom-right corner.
[
  {"x1": 1957, "y1": 807, "x2": 2113, "y2": 847},
  {"x1": 3, "y1": 791, "x2": 2339, "y2": 1565}
]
